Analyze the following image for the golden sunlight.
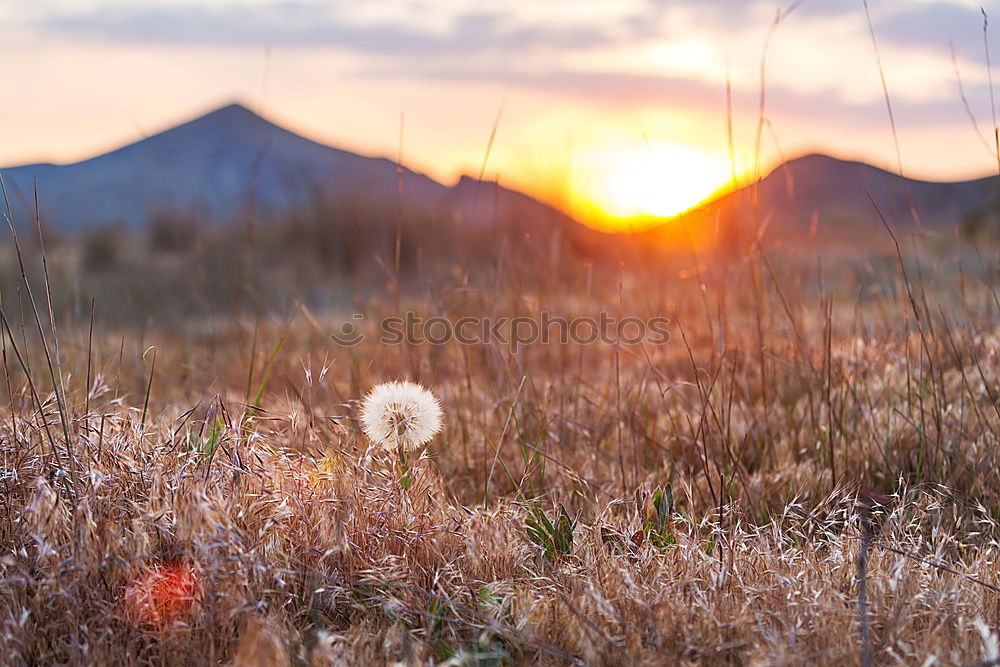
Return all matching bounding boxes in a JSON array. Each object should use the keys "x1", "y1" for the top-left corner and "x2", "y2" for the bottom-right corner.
[{"x1": 575, "y1": 142, "x2": 730, "y2": 230}]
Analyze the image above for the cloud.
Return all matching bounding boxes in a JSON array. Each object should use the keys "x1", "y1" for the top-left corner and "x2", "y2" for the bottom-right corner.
[
  {"x1": 639, "y1": 0, "x2": 1000, "y2": 63},
  {"x1": 873, "y1": 1, "x2": 994, "y2": 64},
  {"x1": 641, "y1": 0, "x2": 861, "y2": 27},
  {"x1": 28, "y1": 0, "x2": 999, "y2": 139},
  {"x1": 37, "y1": 2, "x2": 617, "y2": 55},
  {"x1": 33, "y1": 0, "x2": 1000, "y2": 70},
  {"x1": 360, "y1": 55, "x2": 970, "y2": 126}
]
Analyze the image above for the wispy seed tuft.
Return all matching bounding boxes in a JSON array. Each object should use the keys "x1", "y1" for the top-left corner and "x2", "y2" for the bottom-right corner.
[{"x1": 360, "y1": 380, "x2": 443, "y2": 452}]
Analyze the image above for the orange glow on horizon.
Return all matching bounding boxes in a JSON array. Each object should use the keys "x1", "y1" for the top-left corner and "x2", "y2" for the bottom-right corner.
[{"x1": 567, "y1": 141, "x2": 732, "y2": 232}]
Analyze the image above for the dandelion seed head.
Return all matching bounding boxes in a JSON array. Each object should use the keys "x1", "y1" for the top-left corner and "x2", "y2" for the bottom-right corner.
[{"x1": 361, "y1": 380, "x2": 442, "y2": 451}]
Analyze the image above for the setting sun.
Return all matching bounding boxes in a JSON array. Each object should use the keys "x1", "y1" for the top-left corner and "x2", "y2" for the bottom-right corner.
[{"x1": 572, "y1": 142, "x2": 730, "y2": 230}]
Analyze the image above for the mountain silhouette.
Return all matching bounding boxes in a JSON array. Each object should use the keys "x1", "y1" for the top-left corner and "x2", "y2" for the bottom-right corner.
[
  {"x1": 0, "y1": 103, "x2": 542, "y2": 231},
  {"x1": 1, "y1": 104, "x2": 996, "y2": 241},
  {"x1": 696, "y1": 153, "x2": 997, "y2": 235}
]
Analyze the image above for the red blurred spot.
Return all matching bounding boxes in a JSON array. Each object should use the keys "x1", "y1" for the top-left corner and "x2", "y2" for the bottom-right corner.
[{"x1": 125, "y1": 560, "x2": 201, "y2": 629}]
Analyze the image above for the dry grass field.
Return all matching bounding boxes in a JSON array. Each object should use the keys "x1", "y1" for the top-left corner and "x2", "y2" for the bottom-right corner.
[{"x1": 0, "y1": 226, "x2": 998, "y2": 665}]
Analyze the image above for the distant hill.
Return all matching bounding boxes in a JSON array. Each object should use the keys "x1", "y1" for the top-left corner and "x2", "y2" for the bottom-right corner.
[
  {"x1": 2, "y1": 105, "x2": 996, "y2": 244},
  {"x1": 695, "y1": 154, "x2": 998, "y2": 235},
  {"x1": 0, "y1": 103, "x2": 583, "y2": 237}
]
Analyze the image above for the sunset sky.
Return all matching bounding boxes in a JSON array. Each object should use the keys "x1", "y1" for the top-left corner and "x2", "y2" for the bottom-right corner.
[{"x1": 2, "y1": 0, "x2": 1000, "y2": 225}]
